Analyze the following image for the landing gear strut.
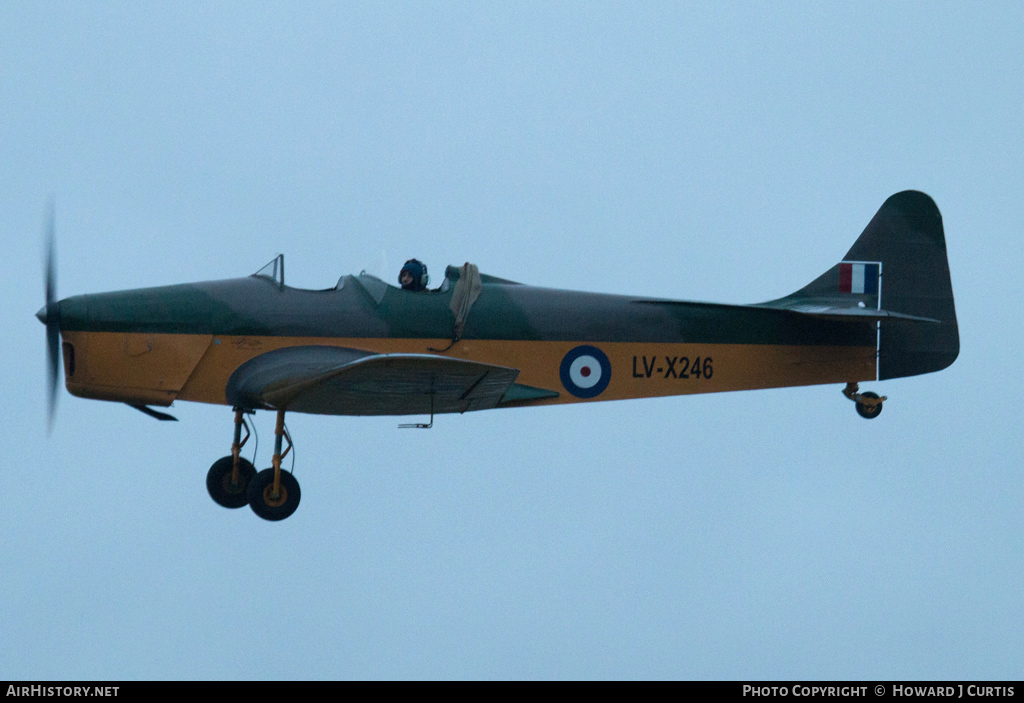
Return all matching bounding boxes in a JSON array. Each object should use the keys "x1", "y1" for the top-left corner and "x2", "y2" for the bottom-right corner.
[
  {"x1": 843, "y1": 382, "x2": 886, "y2": 419},
  {"x1": 206, "y1": 409, "x2": 256, "y2": 508},
  {"x1": 205, "y1": 408, "x2": 302, "y2": 520},
  {"x1": 246, "y1": 409, "x2": 301, "y2": 521}
]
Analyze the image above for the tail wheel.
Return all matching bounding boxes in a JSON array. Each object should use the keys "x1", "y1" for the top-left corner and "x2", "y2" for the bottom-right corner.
[
  {"x1": 855, "y1": 391, "x2": 883, "y2": 419},
  {"x1": 206, "y1": 456, "x2": 257, "y2": 508},
  {"x1": 247, "y1": 468, "x2": 301, "y2": 521}
]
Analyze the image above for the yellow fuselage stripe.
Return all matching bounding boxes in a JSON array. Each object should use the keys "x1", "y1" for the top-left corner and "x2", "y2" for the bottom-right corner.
[{"x1": 61, "y1": 331, "x2": 876, "y2": 408}]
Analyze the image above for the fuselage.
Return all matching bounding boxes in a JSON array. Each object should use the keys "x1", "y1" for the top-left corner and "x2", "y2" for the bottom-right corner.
[{"x1": 54, "y1": 270, "x2": 877, "y2": 413}]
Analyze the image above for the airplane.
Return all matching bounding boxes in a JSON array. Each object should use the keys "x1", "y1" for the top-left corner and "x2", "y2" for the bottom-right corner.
[{"x1": 37, "y1": 190, "x2": 959, "y2": 522}]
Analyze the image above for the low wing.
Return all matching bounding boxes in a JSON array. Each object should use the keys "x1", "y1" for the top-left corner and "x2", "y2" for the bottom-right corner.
[{"x1": 226, "y1": 345, "x2": 522, "y2": 416}]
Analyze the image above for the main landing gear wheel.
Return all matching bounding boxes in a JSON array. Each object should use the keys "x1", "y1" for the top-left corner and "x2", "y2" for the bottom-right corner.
[
  {"x1": 206, "y1": 456, "x2": 257, "y2": 508},
  {"x1": 855, "y1": 391, "x2": 883, "y2": 419},
  {"x1": 247, "y1": 468, "x2": 301, "y2": 521},
  {"x1": 212, "y1": 408, "x2": 300, "y2": 520}
]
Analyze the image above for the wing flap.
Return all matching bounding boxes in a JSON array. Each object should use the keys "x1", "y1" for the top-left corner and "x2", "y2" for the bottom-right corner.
[{"x1": 499, "y1": 383, "x2": 560, "y2": 404}]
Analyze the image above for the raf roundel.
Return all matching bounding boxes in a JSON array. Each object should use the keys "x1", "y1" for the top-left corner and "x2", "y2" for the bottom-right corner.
[{"x1": 559, "y1": 345, "x2": 612, "y2": 398}]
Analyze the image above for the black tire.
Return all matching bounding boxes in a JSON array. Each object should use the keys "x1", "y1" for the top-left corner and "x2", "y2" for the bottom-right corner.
[
  {"x1": 206, "y1": 456, "x2": 257, "y2": 508},
  {"x1": 855, "y1": 391, "x2": 883, "y2": 419},
  {"x1": 247, "y1": 468, "x2": 301, "y2": 521}
]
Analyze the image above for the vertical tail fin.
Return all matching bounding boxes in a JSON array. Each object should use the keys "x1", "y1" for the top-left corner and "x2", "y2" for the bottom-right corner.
[
  {"x1": 848, "y1": 191, "x2": 958, "y2": 379},
  {"x1": 766, "y1": 191, "x2": 959, "y2": 380}
]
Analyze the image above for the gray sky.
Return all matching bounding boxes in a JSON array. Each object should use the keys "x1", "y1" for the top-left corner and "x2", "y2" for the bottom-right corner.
[{"x1": 3, "y1": 1, "x2": 1022, "y2": 680}]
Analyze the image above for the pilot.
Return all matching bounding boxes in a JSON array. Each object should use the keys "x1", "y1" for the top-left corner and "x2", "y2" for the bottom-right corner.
[{"x1": 399, "y1": 259, "x2": 429, "y2": 291}]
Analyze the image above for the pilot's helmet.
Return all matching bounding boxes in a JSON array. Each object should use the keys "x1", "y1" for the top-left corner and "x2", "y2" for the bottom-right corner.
[{"x1": 399, "y1": 259, "x2": 429, "y2": 291}]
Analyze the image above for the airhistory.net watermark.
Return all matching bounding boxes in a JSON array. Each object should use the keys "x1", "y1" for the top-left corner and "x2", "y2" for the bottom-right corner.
[{"x1": 6, "y1": 687, "x2": 118, "y2": 697}]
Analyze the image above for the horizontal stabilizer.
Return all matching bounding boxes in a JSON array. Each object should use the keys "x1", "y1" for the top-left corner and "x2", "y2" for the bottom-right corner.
[
  {"x1": 770, "y1": 304, "x2": 941, "y2": 324},
  {"x1": 634, "y1": 298, "x2": 938, "y2": 324}
]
